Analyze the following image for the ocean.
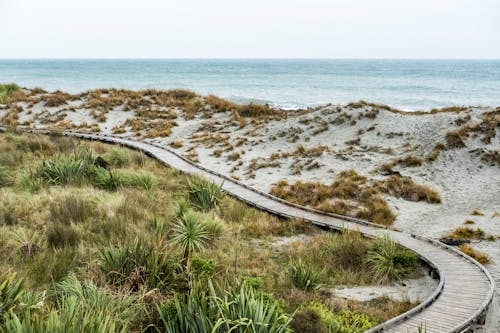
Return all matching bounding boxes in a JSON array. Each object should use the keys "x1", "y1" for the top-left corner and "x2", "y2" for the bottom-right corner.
[{"x1": 1, "y1": 59, "x2": 499, "y2": 110}]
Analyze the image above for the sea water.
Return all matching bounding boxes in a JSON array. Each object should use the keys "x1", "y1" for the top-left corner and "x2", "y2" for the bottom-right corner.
[{"x1": 1, "y1": 59, "x2": 499, "y2": 110}]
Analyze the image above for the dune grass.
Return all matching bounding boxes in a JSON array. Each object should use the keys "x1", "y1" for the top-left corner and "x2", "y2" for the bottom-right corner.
[{"x1": 0, "y1": 132, "x2": 419, "y2": 332}]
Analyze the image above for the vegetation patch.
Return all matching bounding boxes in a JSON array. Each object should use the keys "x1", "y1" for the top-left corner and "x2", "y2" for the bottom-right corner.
[
  {"x1": 271, "y1": 170, "x2": 442, "y2": 225},
  {"x1": 0, "y1": 133, "x2": 419, "y2": 332}
]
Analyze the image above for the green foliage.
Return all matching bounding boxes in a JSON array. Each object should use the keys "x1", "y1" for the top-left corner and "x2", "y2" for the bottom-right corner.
[
  {"x1": 94, "y1": 169, "x2": 156, "y2": 191},
  {"x1": 99, "y1": 239, "x2": 178, "y2": 290},
  {"x1": 158, "y1": 280, "x2": 292, "y2": 333},
  {"x1": 25, "y1": 249, "x2": 77, "y2": 285},
  {"x1": 242, "y1": 276, "x2": 263, "y2": 290},
  {"x1": 366, "y1": 234, "x2": 418, "y2": 283},
  {"x1": 190, "y1": 257, "x2": 216, "y2": 278},
  {"x1": 46, "y1": 223, "x2": 80, "y2": 248},
  {"x1": 105, "y1": 148, "x2": 130, "y2": 167},
  {"x1": 49, "y1": 194, "x2": 101, "y2": 224},
  {"x1": 188, "y1": 178, "x2": 224, "y2": 212},
  {"x1": 0, "y1": 166, "x2": 13, "y2": 187},
  {"x1": 34, "y1": 155, "x2": 88, "y2": 185},
  {"x1": 201, "y1": 215, "x2": 225, "y2": 239},
  {"x1": 172, "y1": 211, "x2": 210, "y2": 263},
  {"x1": 290, "y1": 308, "x2": 326, "y2": 333},
  {"x1": 175, "y1": 198, "x2": 190, "y2": 219},
  {"x1": 1, "y1": 274, "x2": 140, "y2": 333},
  {"x1": 329, "y1": 310, "x2": 376, "y2": 333},
  {"x1": 0, "y1": 274, "x2": 24, "y2": 319},
  {"x1": 296, "y1": 302, "x2": 377, "y2": 333},
  {"x1": 0, "y1": 83, "x2": 20, "y2": 104},
  {"x1": 288, "y1": 258, "x2": 325, "y2": 291},
  {"x1": 323, "y1": 229, "x2": 371, "y2": 269}
]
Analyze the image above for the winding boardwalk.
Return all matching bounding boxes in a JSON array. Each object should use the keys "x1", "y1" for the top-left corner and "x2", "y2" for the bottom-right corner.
[{"x1": 3, "y1": 127, "x2": 495, "y2": 333}]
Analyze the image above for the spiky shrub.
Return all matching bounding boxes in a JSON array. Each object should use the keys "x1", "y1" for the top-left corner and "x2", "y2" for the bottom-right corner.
[
  {"x1": 366, "y1": 234, "x2": 418, "y2": 283},
  {"x1": 124, "y1": 171, "x2": 157, "y2": 191},
  {"x1": 105, "y1": 148, "x2": 130, "y2": 167},
  {"x1": 0, "y1": 274, "x2": 24, "y2": 319},
  {"x1": 93, "y1": 169, "x2": 156, "y2": 191},
  {"x1": 187, "y1": 178, "x2": 224, "y2": 212},
  {"x1": 296, "y1": 302, "x2": 377, "y2": 333},
  {"x1": 174, "y1": 199, "x2": 190, "y2": 219},
  {"x1": 329, "y1": 310, "x2": 376, "y2": 333},
  {"x1": 34, "y1": 155, "x2": 87, "y2": 185},
  {"x1": 172, "y1": 211, "x2": 210, "y2": 265},
  {"x1": 2, "y1": 274, "x2": 140, "y2": 333},
  {"x1": 287, "y1": 258, "x2": 325, "y2": 291},
  {"x1": 158, "y1": 280, "x2": 292, "y2": 333},
  {"x1": 99, "y1": 239, "x2": 178, "y2": 290}
]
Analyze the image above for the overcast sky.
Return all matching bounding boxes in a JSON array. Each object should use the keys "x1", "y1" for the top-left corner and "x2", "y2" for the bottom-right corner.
[{"x1": 2, "y1": 0, "x2": 499, "y2": 59}]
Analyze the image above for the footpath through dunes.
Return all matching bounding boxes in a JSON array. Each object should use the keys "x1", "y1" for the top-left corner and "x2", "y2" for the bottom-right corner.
[{"x1": 3, "y1": 127, "x2": 495, "y2": 333}]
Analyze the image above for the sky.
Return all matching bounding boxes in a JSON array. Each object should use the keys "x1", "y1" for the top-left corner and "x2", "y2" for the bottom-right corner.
[{"x1": 1, "y1": 0, "x2": 499, "y2": 59}]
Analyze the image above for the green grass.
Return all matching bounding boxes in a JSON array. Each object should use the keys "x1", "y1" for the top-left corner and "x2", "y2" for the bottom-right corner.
[
  {"x1": 0, "y1": 83, "x2": 20, "y2": 104},
  {"x1": 187, "y1": 177, "x2": 224, "y2": 212},
  {"x1": 0, "y1": 133, "x2": 418, "y2": 332},
  {"x1": 288, "y1": 258, "x2": 325, "y2": 291}
]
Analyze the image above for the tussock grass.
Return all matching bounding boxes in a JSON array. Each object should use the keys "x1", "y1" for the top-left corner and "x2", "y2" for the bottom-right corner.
[
  {"x1": 459, "y1": 244, "x2": 490, "y2": 264},
  {"x1": 0, "y1": 83, "x2": 21, "y2": 104},
  {"x1": 270, "y1": 170, "x2": 397, "y2": 225},
  {"x1": 288, "y1": 258, "x2": 325, "y2": 291},
  {"x1": 446, "y1": 226, "x2": 486, "y2": 240},
  {"x1": 187, "y1": 177, "x2": 224, "y2": 212},
  {"x1": 380, "y1": 176, "x2": 442, "y2": 203}
]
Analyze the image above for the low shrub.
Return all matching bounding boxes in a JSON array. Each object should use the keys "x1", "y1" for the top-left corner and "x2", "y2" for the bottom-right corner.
[
  {"x1": 49, "y1": 194, "x2": 100, "y2": 224},
  {"x1": 105, "y1": 148, "x2": 130, "y2": 167},
  {"x1": 381, "y1": 176, "x2": 441, "y2": 203},
  {"x1": 99, "y1": 239, "x2": 178, "y2": 290},
  {"x1": 159, "y1": 280, "x2": 292, "y2": 333},
  {"x1": 290, "y1": 308, "x2": 327, "y2": 333},
  {"x1": 288, "y1": 258, "x2": 325, "y2": 291},
  {"x1": 0, "y1": 83, "x2": 20, "y2": 104},
  {"x1": 189, "y1": 257, "x2": 216, "y2": 278},
  {"x1": 187, "y1": 178, "x2": 224, "y2": 212},
  {"x1": 0, "y1": 273, "x2": 25, "y2": 318},
  {"x1": 46, "y1": 223, "x2": 80, "y2": 248},
  {"x1": 366, "y1": 234, "x2": 418, "y2": 283},
  {"x1": 446, "y1": 226, "x2": 486, "y2": 240}
]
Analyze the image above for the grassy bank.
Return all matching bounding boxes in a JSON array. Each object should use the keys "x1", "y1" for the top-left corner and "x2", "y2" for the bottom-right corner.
[{"x1": 0, "y1": 132, "x2": 419, "y2": 332}]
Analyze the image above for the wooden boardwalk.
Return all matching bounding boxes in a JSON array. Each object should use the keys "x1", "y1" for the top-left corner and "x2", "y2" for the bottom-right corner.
[{"x1": 4, "y1": 128, "x2": 495, "y2": 333}]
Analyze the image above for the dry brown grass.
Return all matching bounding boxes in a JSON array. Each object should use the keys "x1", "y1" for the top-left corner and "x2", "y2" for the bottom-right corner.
[
  {"x1": 427, "y1": 143, "x2": 445, "y2": 161},
  {"x1": 205, "y1": 95, "x2": 238, "y2": 112},
  {"x1": 459, "y1": 244, "x2": 490, "y2": 264},
  {"x1": 169, "y1": 140, "x2": 184, "y2": 148},
  {"x1": 445, "y1": 129, "x2": 468, "y2": 148},
  {"x1": 238, "y1": 103, "x2": 284, "y2": 119},
  {"x1": 445, "y1": 226, "x2": 487, "y2": 240},
  {"x1": 271, "y1": 170, "x2": 396, "y2": 226},
  {"x1": 471, "y1": 210, "x2": 484, "y2": 216},
  {"x1": 43, "y1": 91, "x2": 71, "y2": 107},
  {"x1": 379, "y1": 176, "x2": 441, "y2": 203}
]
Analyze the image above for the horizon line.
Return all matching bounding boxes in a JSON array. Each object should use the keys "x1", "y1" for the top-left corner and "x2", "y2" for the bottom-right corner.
[{"x1": 1, "y1": 57, "x2": 500, "y2": 61}]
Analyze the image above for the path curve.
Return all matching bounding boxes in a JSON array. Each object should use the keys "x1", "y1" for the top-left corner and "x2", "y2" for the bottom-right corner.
[{"x1": 4, "y1": 127, "x2": 495, "y2": 333}]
